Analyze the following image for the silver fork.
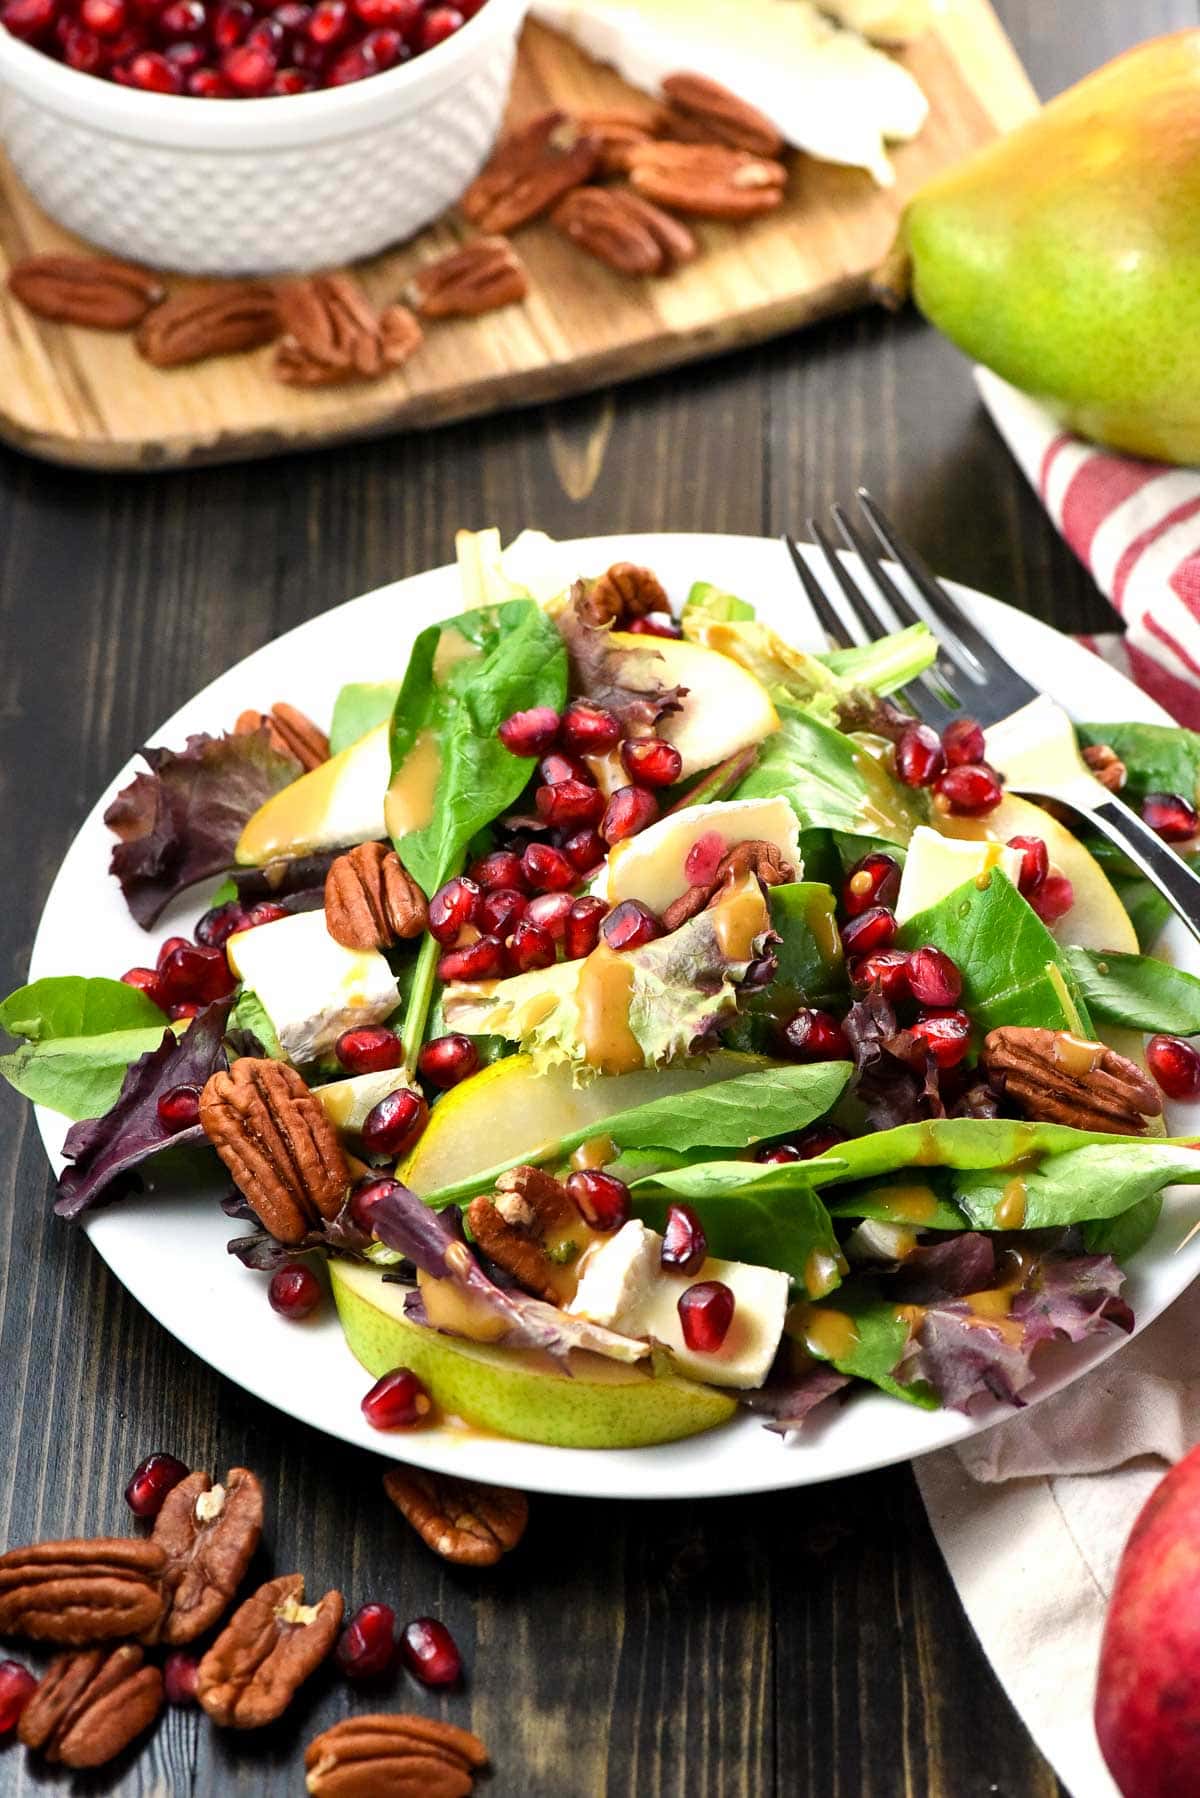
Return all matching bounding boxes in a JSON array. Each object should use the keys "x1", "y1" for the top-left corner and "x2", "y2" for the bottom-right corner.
[{"x1": 784, "y1": 490, "x2": 1200, "y2": 947}]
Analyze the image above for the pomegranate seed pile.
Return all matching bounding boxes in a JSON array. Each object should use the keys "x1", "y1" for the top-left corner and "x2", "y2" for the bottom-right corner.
[{"x1": 0, "y1": 0, "x2": 485, "y2": 97}]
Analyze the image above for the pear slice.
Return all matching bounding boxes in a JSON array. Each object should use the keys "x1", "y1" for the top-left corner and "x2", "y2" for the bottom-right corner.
[
  {"x1": 596, "y1": 795, "x2": 802, "y2": 914},
  {"x1": 330, "y1": 1260, "x2": 737, "y2": 1449},
  {"x1": 236, "y1": 723, "x2": 390, "y2": 866},
  {"x1": 608, "y1": 631, "x2": 779, "y2": 778},
  {"x1": 315, "y1": 1067, "x2": 413, "y2": 1134}
]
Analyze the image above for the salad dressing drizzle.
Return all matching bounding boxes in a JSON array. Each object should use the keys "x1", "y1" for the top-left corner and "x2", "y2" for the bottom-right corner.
[
  {"x1": 995, "y1": 1174, "x2": 1028, "y2": 1231},
  {"x1": 874, "y1": 1182, "x2": 939, "y2": 1224},
  {"x1": 1052, "y1": 1032, "x2": 1104, "y2": 1078},
  {"x1": 791, "y1": 1302, "x2": 859, "y2": 1362},
  {"x1": 383, "y1": 728, "x2": 442, "y2": 839},
  {"x1": 577, "y1": 944, "x2": 641, "y2": 1075},
  {"x1": 709, "y1": 874, "x2": 769, "y2": 961}
]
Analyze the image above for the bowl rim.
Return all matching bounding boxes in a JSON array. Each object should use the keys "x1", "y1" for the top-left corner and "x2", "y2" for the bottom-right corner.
[{"x1": 0, "y1": 0, "x2": 528, "y2": 148}]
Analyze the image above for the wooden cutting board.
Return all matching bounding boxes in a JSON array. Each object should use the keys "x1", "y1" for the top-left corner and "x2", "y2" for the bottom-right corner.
[{"x1": 0, "y1": 3, "x2": 1036, "y2": 469}]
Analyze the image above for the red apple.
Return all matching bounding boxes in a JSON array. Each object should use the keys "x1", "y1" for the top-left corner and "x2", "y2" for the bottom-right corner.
[{"x1": 1095, "y1": 1442, "x2": 1200, "y2": 1796}]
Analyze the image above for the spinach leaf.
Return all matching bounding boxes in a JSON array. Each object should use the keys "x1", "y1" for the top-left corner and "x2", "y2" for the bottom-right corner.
[
  {"x1": 635, "y1": 1177, "x2": 843, "y2": 1294},
  {"x1": 228, "y1": 990, "x2": 284, "y2": 1060},
  {"x1": 1077, "y1": 721, "x2": 1200, "y2": 804},
  {"x1": 1065, "y1": 946, "x2": 1200, "y2": 1034},
  {"x1": 788, "y1": 1282, "x2": 936, "y2": 1407},
  {"x1": 1082, "y1": 1193, "x2": 1163, "y2": 1261},
  {"x1": 735, "y1": 709, "x2": 925, "y2": 847},
  {"x1": 330, "y1": 681, "x2": 402, "y2": 756},
  {"x1": 0, "y1": 1027, "x2": 175, "y2": 1121},
  {"x1": 897, "y1": 870, "x2": 1092, "y2": 1035},
  {"x1": 824, "y1": 1174, "x2": 966, "y2": 1231},
  {"x1": 951, "y1": 1141, "x2": 1200, "y2": 1230},
  {"x1": 723, "y1": 882, "x2": 845, "y2": 1052},
  {"x1": 0, "y1": 976, "x2": 166, "y2": 1043},
  {"x1": 820, "y1": 624, "x2": 939, "y2": 697}
]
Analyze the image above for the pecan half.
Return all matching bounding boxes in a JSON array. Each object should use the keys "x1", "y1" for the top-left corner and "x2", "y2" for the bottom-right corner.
[
  {"x1": 461, "y1": 110, "x2": 600, "y2": 233},
  {"x1": 19, "y1": 1645, "x2": 163, "y2": 1768},
  {"x1": 982, "y1": 1027, "x2": 1163, "y2": 1133},
  {"x1": 466, "y1": 1165, "x2": 586, "y2": 1302},
  {"x1": 273, "y1": 275, "x2": 423, "y2": 387},
  {"x1": 149, "y1": 1467, "x2": 264, "y2": 1646},
  {"x1": 551, "y1": 186, "x2": 697, "y2": 276},
  {"x1": 197, "y1": 1573, "x2": 343, "y2": 1729},
  {"x1": 660, "y1": 72, "x2": 785, "y2": 158},
  {"x1": 8, "y1": 254, "x2": 165, "y2": 329},
  {"x1": 1083, "y1": 743, "x2": 1127, "y2": 792},
  {"x1": 382, "y1": 1468, "x2": 528, "y2": 1566},
  {"x1": 235, "y1": 701, "x2": 329, "y2": 771},
  {"x1": 661, "y1": 839, "x2": 794, "y2": 931},
  {"x1": 200, "y1": 1058, "x2": 351, "y2": 1244},
  {"x1": 580, "y1": 561, "x2": 670, "y2": 629},
  {"x1": 627, "y1": 141, "x2": 787, "y2": 219},
  {"x1": 406, "y1": 236, "x2": 528, "y2": 319},
  {"x1": 0, "y1": 1539, "x2": 165, "y2": 1644},
  {"x1": 306, "y1": 1714, "x2": 488, "y2": 1798},
  {"x1": 325, "y1": 842, "x2": 427, "y2": 950},
  {"x1": 577, "y1": 110, "x2": 660, "y2": 176},
  {"x1": 136, "y1": 282, "x2": 279, "y2": 368}
]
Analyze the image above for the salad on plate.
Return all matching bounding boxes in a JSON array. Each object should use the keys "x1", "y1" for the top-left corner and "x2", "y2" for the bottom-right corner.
[{"x1": 7, "y1": 527, "x2": 1200, "y2": 1454}]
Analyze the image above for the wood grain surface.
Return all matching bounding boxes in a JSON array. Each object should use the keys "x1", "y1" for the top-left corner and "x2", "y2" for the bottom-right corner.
[
  {"x1": 1, "y1": 2, "x2": 1197, "y2": 1794},
  {"x1": 0, "y1": 0, "x2": 1035, "y2": 469}
]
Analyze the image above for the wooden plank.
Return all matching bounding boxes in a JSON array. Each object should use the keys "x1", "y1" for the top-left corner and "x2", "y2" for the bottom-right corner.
[{"x1": 0, "y1": 0, "x2": 1036, "y2": 470}]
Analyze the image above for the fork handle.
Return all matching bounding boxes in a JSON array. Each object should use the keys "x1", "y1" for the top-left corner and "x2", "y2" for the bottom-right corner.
[{"x1": 1083, "y1": 797, "x2": 1200, "y2": 948}]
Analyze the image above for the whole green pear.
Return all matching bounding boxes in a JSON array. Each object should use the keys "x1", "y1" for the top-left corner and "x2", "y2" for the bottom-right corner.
[{"x1": 903, "y1": 31, "x2": 1200, "y2": 463}]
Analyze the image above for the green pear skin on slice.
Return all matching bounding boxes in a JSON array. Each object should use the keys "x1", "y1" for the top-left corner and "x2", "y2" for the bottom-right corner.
[{"x1": 330, "y1": 1261, "x2": 737, "y2": 1450}]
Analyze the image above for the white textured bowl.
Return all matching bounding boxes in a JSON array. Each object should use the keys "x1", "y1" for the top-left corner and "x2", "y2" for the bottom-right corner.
[{"x1": 0, "y1": 0, "x2": 528, "y2": 274}]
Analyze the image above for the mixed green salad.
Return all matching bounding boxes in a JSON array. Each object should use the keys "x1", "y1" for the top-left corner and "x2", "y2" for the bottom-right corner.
[{"x1": 8, "y1": 527, "x2": 1200, "y2": 1451}]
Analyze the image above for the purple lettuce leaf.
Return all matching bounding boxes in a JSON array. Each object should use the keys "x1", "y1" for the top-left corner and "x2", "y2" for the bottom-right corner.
[
  {"x1": 844, "y1": 985, "x2": 999, "y2": 1129},
  {"x1": 56, "y1": 998, "x2": 233, "y2": 1218},
  {"x1": 890, "y1": 1233, "x2": 997, "y2": 1304},
  {"x1": 737, "y1": 1363, "x2": 852, "y2": 1435},
  {"x1": 555, "y1": 582, "x2": 688, "y2": 733},
  {"x1": 106, "y1": 728, "x2": 302, "y2": 928}
]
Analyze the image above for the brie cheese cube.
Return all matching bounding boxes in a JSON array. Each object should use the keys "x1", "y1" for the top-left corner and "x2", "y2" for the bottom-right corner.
[
  {"x1": 566, "y1": 1220, "x2": 661, "y2": 1327},
  {"x1": 314, "y1": 1066, "x2": 412, "y2": 1134},
  {"x1": 894, "y1": 825, "x2": 1024, "y2": 925},
  {"x1": 227, "y1": 911, "x2": 399, "y2": 1066}
]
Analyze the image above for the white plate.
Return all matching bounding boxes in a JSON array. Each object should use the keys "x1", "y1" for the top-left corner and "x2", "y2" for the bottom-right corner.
[{"x1": 27, "y1": 533, "x2": 1200, "y2": 1500}]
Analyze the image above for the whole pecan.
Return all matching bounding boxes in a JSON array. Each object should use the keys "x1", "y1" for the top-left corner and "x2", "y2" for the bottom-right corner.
[
  {"x1": 18, "y1": 1645, "x2": 163, "y2": 1769},
  {"x1": 577, "y1": 110, "x2": 661, "y2": 176},
  {"x1": 406, "y1": 236, "x2": 528, "y2": 319},
  {"x1": 149, "y1": 1467, "x2": 264, "y2": 1646},
  {"x1": 235, "y1": 701, "x2": 330, "y2": 771},
  {"x1": 466, "y1": 1164, "x2": 586, "y2": 1302},
  {"x1": 1083, "y1": 743, "x2": 1127, "y2": 792},
  {"x1": 0, "y1": 1539, "x2": 165, "y2": 1644},
  {"x1": 136, "y1": 281, "x2": 279, "y2": 368},
  {"x1": 273, "y1": 275, "x2": 423, "y2": 387},
  {"x1": 982, "y1": 1027, "x2": 1163, "y2": 1133},
  {"x1": 325, "y1": 842, "x2": 427, "y2": 951},
  {"x1": 8, "y1": 254, "x2": 165, "y2": 329},
  {"x1": 551, "y1": 186, "x2": 697, "y2": 276},
  {"x1": 627, "y1": 141, "x2": 787, "y2": 219},
  {"x1": 461, "y1": 110, "x2": 600, "y2": 233},
  {"x1": 580, "y1": 561, "x2": 671, "y2": 629},
  {"x1": 659, "y1": 72, "x2": 785, "y2": 158},
  {"x1": 306, "y1": 1713, "x2": 489, "y2": 1798},
  {"x1": 661, "y1": 839, "x2": 795, "y2": 931},
  {"x1": 199, "y1": 1058, "x2": 351, "y2": 1244},
  {"x1": 197, "y1": 1573, "x2": 343, "y2": 1729},
  {"x1": 383, "y1": 1467, "x2": 528, "y2": 1567}
]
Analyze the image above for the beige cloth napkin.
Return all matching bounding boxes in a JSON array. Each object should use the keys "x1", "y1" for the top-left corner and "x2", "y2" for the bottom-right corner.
[{"x1": 915, "y1": 1295, "x2": 1200, "y2": 1797}]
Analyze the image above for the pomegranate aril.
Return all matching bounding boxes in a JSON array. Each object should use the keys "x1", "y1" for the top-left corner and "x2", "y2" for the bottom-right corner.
[
  {"x1": 783, "y1": 1008, "x2": 850, "y2": 1062},
  {"x1": 507, "y1": 918, "x2": 556, "y2": 974},
  {"x1": 677, "y1": 1280, "x2": 735, "y2": 1353},
  {"x1": 165, "y1": 38, "x2": 205, "y2": 66},
  {"x1": 161, "y1": 942, "x2": 236, "y2": 1005},
  {"x1": 222, "y1": 38, "x2": 275, "y2": 86},
  {"x1": 362, "y1": 25, "x2": 400, "y2": 64},
  {"x1": 122, "y1": 966, "x2": 168, "y2": 1011},
  {"x1": 163, "y1": 1652, "x2": 199, "y2": 1707},
  {"x1": 521, "y1": 842, "x2": 575, "y2": 894},
  {"x1": 270, "y1": 62, "x2": 311, "y2": 86},
  {"x1": 189, "y1": 63, "x2": 233, "y2": 90},
  {"x1": 428, "y1": 876, "x2": 482, "y2": 943},
  {"x1": 620, "y1": 737, "x2": 683, "y2": 789},
  {"x1": 601, "y1": 784, "x2": 659, "y2": 845},
  {"x1": 538, "y1": 749, "x2": 588, "y2": 787},
  {"x1": 895, "y1": 723, "x2": 945, "y2": 788},
  {"x1": 157, "y1": 935, "x2": 191, "y2": 970},
  {"x1": 840, "y1": 905, "x2": 896, "y2": 958},
  {"x1": 1029, "y1": 873, "x2": 1074, "y2": 925},
  {"x1": 793, "y1": 1123, "x2": 849, "y2": 1160},
  {"x1": 268, "y1": 1262, "x2": 322, "y2": 1319},
  {"x1": 361, "y1": 1366, "x2": 432, "y2": 1430},
  {"x1": 471, "y1": 850, "x2": 526, "y2": 893},
  {"x1": 417, "y1": 1033, "x2": 478, "y2": 1090},
  {"x1": 0, "y1": 1662, "x2": 37, "y2": 1736},
  {"x1": 400, "y1": 1615, "x2": 461, "y2": 1686},
  {"x1": 157, "y1": 1083, "x2": 201, "y2": 1132},
  {"x1": 907, "y1": 945, "x2": 963, "y2": 1008},
  {"x1": 627, "y1": 614, "x2": 681, "y2": 639},
  {"x1": 525, "y1": 891, "x2": 574, "y2": 941},
  {"x1": 125, "y1": 1451, "x2": 189, "y2": 1519},
  {"x1": 160, "y1": 0, "x2": 205, "y2": 30},
  {"x1": 755, "y1": 1142, "x2": 802, "y2": 1164},
  {"x1": 566, "y1": 1168, "x2": 630, "y2": 1232},
  {"x1": 127, "y1": 47, "x2": 183, "y2": 87},
  {"x1": 565, "y1": 895, "x2": 607, "y2": 959},
  {"x1": 417, "y1": 3, "x2": 462, "y2": 48},
  {"x1": 437, "y1": 935, "x2": 506, "y2": 982},
  {"x1": 213, "y1": 0, "x2": 253, "y2": 43},
  {"x1": 535, "y1": 779, "x2": 605, "y2": 829},
  {"x1": 684, "y1": 830, "x2": 727, "y2": 887},
  {"x1": 1146, "y1": 1034, "x2": 1200, "y2": 1101},
  {"x1": 361, "y1": 1088, "x2": 428, "y2": 1157},
  {"x1": 326, "y1": 37, "x2": 374, "y2": 79},
  {"x1": 563, "y1": 828, "x2": 605, "y2": 875},
  {"x1": 351, "y1": 0, "x2": 413, "y2": 21},
  {"x1": 1007, "y1": 834, "x2": 1048, "y2": 896},
  {"x1": 335, "y1": 1026, "x2": 405, "y2": 1075},
  {"x1": 601, "y1": 898, "x2": 662, "y2": 952},
  {"x1": 271, "y1": 0, "x2": 309, "y2": 23},
  {"x1": 349, "y1": 1175, "x2": 399, "y2": 1233},
  {"x1": 909, "y1": 1007, "x2": 972, "y2": 1069},
  {"x1": 195, "y1": 900, "x2": 248, "y2": 947},
  {"x1": 0, "y1": 0, "x2": 56, "y2": 39},
  {"x1": 242, "y1": 900, "x2": 289, "y2": 930},
  {"x1": 63, "y1": 22, "x2": 103, "y2": 64},
  {"x1": 81, "y1": 0, "x2": 125, "y2": 25},
  {"x1": 498, "y1": 705, "x2": 560, "y2": 757},
  {"x1": 842, "y1": 851, "x2": 901, "y2": 919},
  {"x1": 478, "y1": 886, "x2": 526, "y2": 937},
  {"x1": 1143, "y1": 792, "x2": 1200, "y2": 842},
  {"x1": 935, "y1": 762, "x2": 1003, "y2": 816},
  {"x1": 337, "y1": 1602, "x2": 396, "y2": 1680},
  {"x1": 661, "y1": 1203, "x2": 707, "y2": 1275},
  {"x1": 849, "y1": 948, "x2": 911, "y2": 1001},
  {"x1": 561, "y1": 701, "x2": 620, "y2": 756},
  {"x1": 941, "y1": 716, "x2": 986, "y2": 767},
  {"x1": 169, "y1": 1000, "x2": 202, "y2": 1021}
]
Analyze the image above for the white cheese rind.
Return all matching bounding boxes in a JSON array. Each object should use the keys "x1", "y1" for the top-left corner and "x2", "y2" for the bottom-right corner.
[
  {"x1": 624, "y1": 1253, "x2": 791, "y2": 1389},
  {"x1": 227, "y1": 911, "x2": 399, "y2": 1066},
  {"x1": 567, "y1": 1220, "x2": 661, "y2": 1326},
  {"x1": 894, "y1": 825, "x2": 1024, "y2": 925}
]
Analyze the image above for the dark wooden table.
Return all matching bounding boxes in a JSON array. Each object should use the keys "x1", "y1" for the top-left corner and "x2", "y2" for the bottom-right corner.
[{"x1": 1, "y1": 2, "x2": 1194, "y2": 1790}]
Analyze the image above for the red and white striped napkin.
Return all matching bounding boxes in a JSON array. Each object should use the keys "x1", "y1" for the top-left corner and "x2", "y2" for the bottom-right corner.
[{"x1": 976, "y1": 368, "x2": 1200, "y2": 729}]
